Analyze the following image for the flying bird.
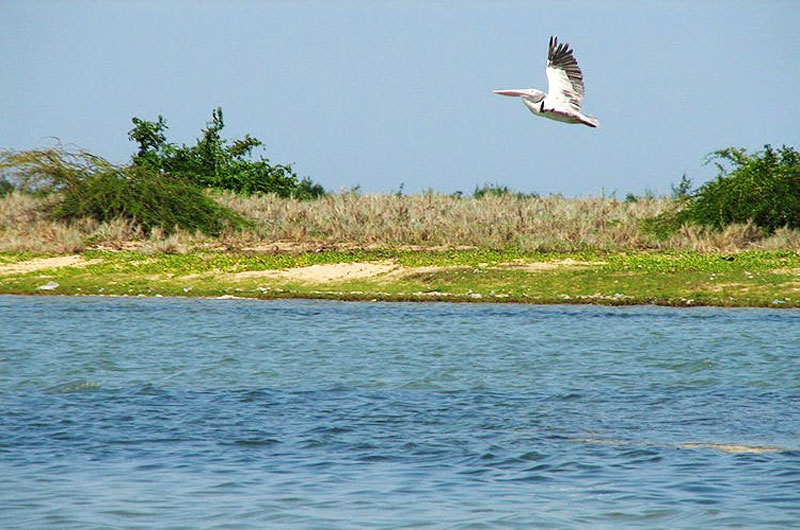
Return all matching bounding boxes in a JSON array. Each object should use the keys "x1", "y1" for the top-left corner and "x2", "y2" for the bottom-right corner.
[{"x1": 493, "y1": 36, "x2": 599, "y2": 128}]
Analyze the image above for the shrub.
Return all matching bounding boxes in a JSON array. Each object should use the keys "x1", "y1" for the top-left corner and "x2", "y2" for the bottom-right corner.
[
  {"x1": 55, "y1": 167, "x2": 251, "y2": 235},
  {"x1": 687, "y1": 145, "x2": 799, "y2": 232},
  {"x1": 0, "y1": 177, "x2": 14, "y2": 196},
  {"x1": 647, "y1": 145, "x2": 800, "y2": 236},
  {"x1": 473, "y1": 183, "x2": 538, "y2": 199},
  {"x1": 0, "y1": 147, "x2": 108, "y2": 193},
  {"x1": 293, "y1": 177, "x2": 327, "y2": 200},
  {"x1": 129, "y1": 107, "x2": 325, "y2": 199},
  {"x1": 0, "y1": 147, "x2": 250, "y2": 235}
]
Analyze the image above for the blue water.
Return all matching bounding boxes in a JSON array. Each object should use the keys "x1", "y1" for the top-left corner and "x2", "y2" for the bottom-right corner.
[{"x1": 2, "y1": 295, "x2": 800, "y2": 528}]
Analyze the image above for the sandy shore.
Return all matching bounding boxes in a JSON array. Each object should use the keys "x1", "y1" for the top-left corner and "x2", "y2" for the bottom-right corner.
[{"x1": 1, "y1": 249, "x2": 798, "y2": 307}]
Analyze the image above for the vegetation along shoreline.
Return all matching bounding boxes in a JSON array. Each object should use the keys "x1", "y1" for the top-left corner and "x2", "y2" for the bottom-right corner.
[
  {"x1": 1, "y1": 110, "x2": 798, "y2": 307},
  {"x1": 1, "y1": 249, "x2": 798, "y2": 308}
]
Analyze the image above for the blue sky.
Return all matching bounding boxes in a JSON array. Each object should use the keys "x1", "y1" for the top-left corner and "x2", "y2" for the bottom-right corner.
[{"x1": 2, "y1": 1, "x2": 798, "y2": 196}]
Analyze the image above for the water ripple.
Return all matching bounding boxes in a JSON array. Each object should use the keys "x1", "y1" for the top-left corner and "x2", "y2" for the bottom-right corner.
[{"x1": 2, "y1": 297, "x2": 800, "y2": 527}]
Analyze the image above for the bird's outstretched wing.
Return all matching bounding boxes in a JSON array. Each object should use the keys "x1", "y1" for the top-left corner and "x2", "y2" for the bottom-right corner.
[{"x1": 545, "y1": 36, "x2": 585, "y2": 112}]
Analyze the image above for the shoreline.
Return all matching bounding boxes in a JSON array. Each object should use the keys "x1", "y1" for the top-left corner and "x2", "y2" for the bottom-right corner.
[
  {"x1": 4, "y1": 293, "x2": 800, "y2": 312},
  {"x1": 1, "y1": 249, "x2": 798, "y2": 308}
]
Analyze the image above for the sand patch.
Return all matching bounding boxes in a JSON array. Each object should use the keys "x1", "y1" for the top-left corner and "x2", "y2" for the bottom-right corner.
[
  {"x1": 239, "y1": 242, "x2": 478, "y2": 253},
  {"x1": 0, "y1": 255, "x2": 101, "y2": 276},
  {"x1": 502, "y1": 258, "x2": 604, "y2": 272},
  {"x1": 232, "y1": 261, "x2": 398, "y2": 284},
  {"x1": 383, "y1": 265, "x2": 464, "y2": 280},
  {"x1": 385, "y1": 259, "x2": 598, "y2": 280},
  {"x1": 770, "y1": 267, "x2": 800, "y2": 275},
  {"x1": 228, "y1": 258, "x2": 603, "y2": 285}
]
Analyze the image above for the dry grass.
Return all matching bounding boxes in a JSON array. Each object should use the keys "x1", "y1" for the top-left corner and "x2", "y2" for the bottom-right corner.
[
  {"x1": 220, "y1": 193, "x2": 671, "y2": 250},
  {"x1": 2, "y1": 191, "x2": 799, "y2": 254},
  {"x1": 0, "y1": 191, "x2": 212, "y2": 253}
]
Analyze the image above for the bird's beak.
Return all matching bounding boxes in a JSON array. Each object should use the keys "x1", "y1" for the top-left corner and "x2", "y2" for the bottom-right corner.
[{"x1": 492, "y1": 89, "x2": 529, "y2": 97}]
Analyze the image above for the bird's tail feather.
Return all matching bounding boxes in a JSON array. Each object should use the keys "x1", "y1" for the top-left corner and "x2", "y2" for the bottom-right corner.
[{"x1": 582, "y1": 114, "x2": 599, "y2": 128}]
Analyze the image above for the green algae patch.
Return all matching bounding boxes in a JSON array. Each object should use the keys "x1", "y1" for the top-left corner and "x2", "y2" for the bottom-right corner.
[{"x1": 0, "y1": 249, "x2": 798, "y2": 307}]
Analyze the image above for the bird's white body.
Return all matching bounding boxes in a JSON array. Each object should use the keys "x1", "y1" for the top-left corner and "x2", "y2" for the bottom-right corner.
[{"x1": 494, "y1": 36, "x2": 598, "y2": 128}]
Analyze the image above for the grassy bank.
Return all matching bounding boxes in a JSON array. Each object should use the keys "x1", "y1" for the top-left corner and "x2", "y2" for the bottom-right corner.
[
  {"x1": 1, "y1": 249, "x2": 798, "y2": 307},
  {"x1": 3, "y1": 192, "x2": 799, "y2": 307},
  {"x1": 3, "y1": 192, "x2": 800, "y2": 254}
]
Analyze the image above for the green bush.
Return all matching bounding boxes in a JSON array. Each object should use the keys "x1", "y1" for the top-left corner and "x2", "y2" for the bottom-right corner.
[
  {"x1": 647, "y1": 145, "x2": 800, "y2": 236},
  {"x1": 56, "y1": 167, "x2": 250, "y2": 235},
  {"x1": 129, "y1": 107, "x2": 325, "y2": 199},
  {"x1": 473, "y1": 183, "x2": 538, "y2": 199},
  {"x1": 0, "y1": 147, "x2": 250, "y2": 235},
  {"x1": 0, "y1": 177, "x2": 14, "y2": 196}
]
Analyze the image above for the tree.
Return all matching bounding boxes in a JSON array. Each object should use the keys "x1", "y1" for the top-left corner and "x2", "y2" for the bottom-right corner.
[{"x1": 128, "y1": 107, "x2": 325, "y2": 198}]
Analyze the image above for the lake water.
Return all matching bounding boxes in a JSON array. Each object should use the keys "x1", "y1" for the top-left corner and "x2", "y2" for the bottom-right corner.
[{"x1": 2, "y1": 295, "x2": 800, "y2": 528}]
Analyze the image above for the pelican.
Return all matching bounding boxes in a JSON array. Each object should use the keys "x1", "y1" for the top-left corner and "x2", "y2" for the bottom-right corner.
[{"x1": 494, "y1": 36, "x2": 599, "y2": 128}]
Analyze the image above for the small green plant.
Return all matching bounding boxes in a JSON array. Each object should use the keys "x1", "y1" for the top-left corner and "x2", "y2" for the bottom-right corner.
[
  {"x1": 129, "y1": 107, "x2": 325, "y2": 199},
  {"x1": 0, "y1": 147, "x2": 250, "y2": 235},
  {"x1": 0, "y1": 177, "x2": 14, "y2": 196},
  {"x1": 293, "y1": 177, "x2": 326, "y2": 200},
  {"x1": 625, "y1": 189, "x2": 657, "y2": 202},
  {"x1": 671, "y1": 173, "x2": 693, "y2": 199},
  {"x1": 474, "y1": 183, "x2": 511, "y2": 198},
  {"x1": 473, "y1": 183, "x2": 538, "y2": 199}
]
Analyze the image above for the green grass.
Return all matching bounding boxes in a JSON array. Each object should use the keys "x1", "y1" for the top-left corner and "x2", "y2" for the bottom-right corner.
[
  {"x1": 0, "y1": 253, "x2": 36, "y2": 265},
  {"x1": 1, "y1": 249, "x2": 798, "y2": 307}
]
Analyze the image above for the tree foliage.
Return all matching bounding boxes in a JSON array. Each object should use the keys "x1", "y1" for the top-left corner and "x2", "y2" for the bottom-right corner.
[
  {"x1": 647, "y1": 145, "x2": 800, "y2": 236},
  {"x1": 687, "y1": 145, "x2": 800, "y2": 232},
  {"x1": 686, "y1": 145, "x2": 800, "y2": 232},
  {"x1": 128, "y1": 107, "x2": 324, "y2": 199}
]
